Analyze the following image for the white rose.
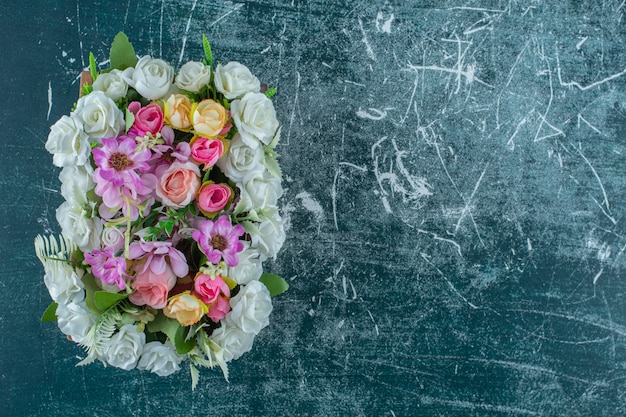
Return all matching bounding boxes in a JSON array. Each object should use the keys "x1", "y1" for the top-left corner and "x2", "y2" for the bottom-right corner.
[
  {"x1": 92, "y1": 69, "x2": 129, "y2": 101},
  {"x1": 73, "y1": 91, "x2": 124, "y2": 142},
  {"x1": 56, "y1": 301, "x2": 97, "y2": 344},
  {"x1": 227, "y1": 242, "x2": 265, "y2": 285},
  {"x1": 123, "y1": 55, "x2": 174, "y2": 100},
  {"x1": 214, "y1": 62, "x2": 260, "y2": 100},
  {"x1": 225, "y1": 280, "x2": 273, "y2": 335},
  {"x1": 56, "y1": 201, "x2": 103, "y2": 252},
  {"x1": 44, "y1": 262, "x2": 85, "y2": 305},
  {"x1": 59, "y1": 164, "x2": 95, "y2": 204},
  {"x1": 239, "y1": 171, "x2": 283, "y2": 210},
  {"x1": 175, "y1": 61, "x2": 211, "y2": 92},
  {"x1": 231, "y1": 92, "x2": 279, "y2": 147},
  {"x1": 101, "y1": 226, "x2": 125, "y2": 253},
  {"x1": 137, "y1": 341, "x2": 184, "y2": 376},
  {"x1": 215, "y1": 133, "x2": 265, "y2": 183},
  {"x1": 104, "y1": 324, "x2": 145, "y2": 370},
  {"x1": 45, "y1": 115, "x2": 90, "y2": 167},
  {"x1": 209, "y1": 324, "x2": 255, "y2": 362},
  {"x1": 246, "y1": 208, "x2": 286, "y2": 259}
]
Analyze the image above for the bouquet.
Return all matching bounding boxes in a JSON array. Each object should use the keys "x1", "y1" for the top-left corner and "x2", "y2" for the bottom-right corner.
[{"x1": 35, "y1": 33, "x2": 288, "y2": 387}]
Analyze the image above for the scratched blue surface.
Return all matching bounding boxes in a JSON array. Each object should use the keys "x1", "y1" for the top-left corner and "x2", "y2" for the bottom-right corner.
[{"x1": 1, "y1": 0, "x2": 626, "y2": 416}]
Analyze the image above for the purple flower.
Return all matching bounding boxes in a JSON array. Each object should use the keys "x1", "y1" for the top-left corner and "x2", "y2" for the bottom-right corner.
[
  {"x1": 128, "y1": 240, "x2": 189, "y2": 278},
  {"x1": 92, "y1": 136, "x2": 156, "y2": 219},
  {"x1": 84, "y1": 247, "x2": 130, "y2": 290},
  {"x1": 149, "y1": 126, "x2": 191, "y2": 177},
  {"x1": 192, "y1": 215, "x2": 245, "y2": 267}
]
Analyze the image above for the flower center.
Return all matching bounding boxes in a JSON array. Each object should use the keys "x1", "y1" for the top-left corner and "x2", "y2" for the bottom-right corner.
[
  {"x1": 109, "y1": 152, "x2": 133, "y2": 171},
  {"x1": 162, "y1": 149, "x2": 175, "y2": 164},
  {"x1": 210, "y1": 235, "x2": 228, "y2": 251}
]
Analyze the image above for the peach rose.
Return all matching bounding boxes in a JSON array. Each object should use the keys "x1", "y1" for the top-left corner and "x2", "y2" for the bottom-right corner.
[
  {"x1": 192, "y1": 99, "x2": 230, "y2": 138},
  {"x1": 196, "y1": 182, "x2": 232, "y2": 217},
  {"x1": 156, "y1": 161, "x2": 201, "y2": 208},
  {"x1": 163, "y1": 94, "x2": 193, "y2": 130},
  {"x1": 163, "y1": 291, "x2": 207, "y2": 326},
  {"x1": 129, "y1": 264, "x2": 177, "y2": 309}
]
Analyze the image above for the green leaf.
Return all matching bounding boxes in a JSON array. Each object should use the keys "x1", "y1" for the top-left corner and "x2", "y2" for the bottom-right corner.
[
  {"x1": 175, "y1": 325, "x2": 197, "y2": 354},
  {"x1": 89, "y1": 52, "x2": 98, "y2": 81},
  {"x1": 110, "y1": 32, "x2": 137, "y2": 71},
  {"x1": 82, "y1": 273, "x2": 101, "y2": 313},
  {"x1": 190, "y1": 364, "x2": 200, "y2": 391},
  {"x1": 268, "y1": 127, "x2": 281, "y2": 150},
  {"x1": 259, "y1": 273, "x2": 289, "y2": 297},
  {"x1": 263, "y1": 153, "x2": 282, "y2": 179},
  {"x1": 94, "y1": 291, "x2": 129, "y2": 311},
  {"x1": 125, "y1": 107, "x2": 135, "y2": 133},
  {"x1": 163, "y1": 219, "x2": 175, "y2": 236},
  {"x1": 202, "y1": 34, "x2": 213, "y2": 68},
  {"x1": 41, "y1": 302, "x2": 58, "y2": 322},
  {"x1": 265, "y1": 87, "x2": 277, "y2": 99}
]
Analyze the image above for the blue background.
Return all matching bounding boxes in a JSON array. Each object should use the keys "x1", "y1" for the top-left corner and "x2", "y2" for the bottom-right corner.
[{"x1": 2, "y1": 0, "x2": 626, "y2": 415}]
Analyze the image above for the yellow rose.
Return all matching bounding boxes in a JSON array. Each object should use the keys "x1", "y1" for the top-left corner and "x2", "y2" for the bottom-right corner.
[
  {"x1": 163, "y1": 94, "x2": 192, "y2": 130},
  {"x1": 163, "y1": 291, "x2": 207, "y2": 326},
  {"x1": 192, "y1": 99, "x2": 229, "y2": 138}
]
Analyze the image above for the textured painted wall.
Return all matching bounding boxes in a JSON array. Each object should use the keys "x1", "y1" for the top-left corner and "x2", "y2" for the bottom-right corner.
[{"x1": 2, "y1": 0, "x2": 625, "y2": 416}]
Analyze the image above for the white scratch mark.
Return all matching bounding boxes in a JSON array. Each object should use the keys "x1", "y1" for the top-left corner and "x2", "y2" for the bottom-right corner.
[
  {"x1": 509, "y1": 309, "x2": 626, "y2": 337},
  {"x1": 527, "y1": 238, "x2": 532, "y2": 251},
  {"x1": 331, "y1": 168, "x2": 339, "y2": 230},
  {"x1": 47, "y1": 81, "x2": 53, "y2": 120},
  {"x1": 577, "y1": 114, "x2": 603, "y2": 135},
  {"x1": 357, "y1": 107, "x2": 387, "y2": 120},
  {"x1": 366, "y1": 309, "x2": 379, "y2": 336},
  {"x1": 344, "y1": 80, "x2": 366, "y2": 87},
  {"x1": 454, "y1": 164, "x2": 488, "y2": 247},
  {"x1": 422, "y1": 254, "x2": 478, "y2": 309},
  {"x1": 557, "y1": 51, "x2": 626, "y2": 91},
  {"x1": 577, "y1": 147, "x2": 612, "y2": 213},
  {"x1": 418, "y1": 229, "x2": 463, "y2": 257},
  {"x1": 593, "y1": 268, "x2": 604, "y2": 285},
  {"x1": 76, "y1": 1, "x2": 84, "y2": 67},
  {"x1": 358, "y1": 17, "x2": 376, "y2": 61},
  {"x1": 576, "y1": 36, "x2": 588, "y2": 50},
  {"x1": 448, "y1": 6, "x2": 506, "y2": 13},
  {"x1": 507, "y1": 117, "x2": 527, "y2": 150},
  {"x1": 339, "y1": 162, "x2": 367, "y2": 172},
  {"x1": 178, "y1": 0, "x2": 199, "y2": 65},
  {"x1": 533, "y1": 60, "x2": 565, "y2": 142},
  {"x1": 209, "y1": 3, "x2": 244, "y2": 27},
  {"x1": 286, "y1": 71, "x2": 301, "y2": 146},
  {"x1": 375, "y1": 12, "x2": 394, "y2": 33},
  {"x1": 159, "y1": 0, "x2": 164, "y2": 57}
]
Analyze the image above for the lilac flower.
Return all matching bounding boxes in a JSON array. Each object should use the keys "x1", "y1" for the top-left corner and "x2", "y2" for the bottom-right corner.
[
  {"x1": 192, "y1": 215, "x2": 245, "y2": 267},
  {"x1": 84, "y1": 247, "x2": 130, "y2": 290},
  {"x1": 128, "y1": 240, "x2": 189, "y2": 278},
  {"x1": 92, "y1": 136, "x2": 156, "y2": 219}
]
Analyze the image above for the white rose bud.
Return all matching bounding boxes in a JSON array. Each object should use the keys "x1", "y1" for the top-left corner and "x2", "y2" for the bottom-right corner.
[
  {"x1": 175, "y1": 61, "x2": 211, "y2": 92},
  {"x1": 246, "y1": 207, "x2": 285, "y2": 259},
  {"x1": 123, "y1": 55, "x2": 174, "y2": 100},
  {"x1": 92, "y1": 69, "x2": 129, "y2": 101},
  {"x1": 104, "y1": 324, "x2": 145, "y2": 370},
  {"x1": 215, "y1": 133, "x2": 265, "y2": 184},
  {"x1": 225, "y1": 280, "x2": 273, "y2": 335},
  {"x1": 231, "y1": 92, "x2": 279, "y2": 147},
  {"x1": 59, "y1": 164, "x2": 95, "y2": 204},
  {"x1": 56, "y1": 201, "x2": 103, "y2": 253},
  {"x1": 137, "y1": 341, "x2": 184, "y2": 376},
  {"x1": 209, "y1": 324, "x2": 255, "y2": 362},
  {"x1": 73, "y1": 91, "x2": 124, "y2": 142},
  {"x1": 44, "y1": 262, "x2": 85, "y2": 305},
  {"x1": 45, "y1": 115, "x2": 90, "y2": 167},
  {"x1": 227, "y1": 242, "x2": 265, "y2": 285},
  {"x1": 56, "y1": 301, "x2": 97, "y2": 344},
  {"x1": 101, "y1": 226, "x2": 125, "y2": 254},
  {"x1": 214, "y1": 62, "x2": 260, "y2": 100}
]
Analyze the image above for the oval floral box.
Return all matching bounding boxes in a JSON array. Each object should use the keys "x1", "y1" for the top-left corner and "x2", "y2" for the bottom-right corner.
[{"x1": 36, "y1": 32, "x2": 288, "y2": 387}]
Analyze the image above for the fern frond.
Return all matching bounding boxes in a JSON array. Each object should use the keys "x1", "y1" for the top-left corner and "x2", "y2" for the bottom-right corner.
[
  {"x1": 34, "y1": 234, "x2": 77, "y2": 265},
  {"x1": 77, "y1": 300, "x2": 130, "y2": 366}
]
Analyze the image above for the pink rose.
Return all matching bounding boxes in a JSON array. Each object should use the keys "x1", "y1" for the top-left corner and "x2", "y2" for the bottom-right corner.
[
  {"x1": 190, "y1": 137, "x2": 224, "y2": 168},
  {"x1": 194, "y1": 274, "x2": 230, "y2": 304},
  {"x1": 207, "y1": 295, "x2": 231, "y2": 322},
  {"x1": 156, "y1": 161, "x2": 201, "y2": 208},
  {"x1": 197, "y1": 182, "x2": 232, "y2": 217},
  {"x1": 130, "y1": 102, "x2": 164, "y2": 135},
  {"x1": 129, "y1": 264, "x2": 177, "y2": 309}
]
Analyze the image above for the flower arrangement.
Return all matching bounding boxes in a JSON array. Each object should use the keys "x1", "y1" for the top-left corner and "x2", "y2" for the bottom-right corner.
[{"x1": 35, "y1": 33, "x2": 288, "y2": 387}]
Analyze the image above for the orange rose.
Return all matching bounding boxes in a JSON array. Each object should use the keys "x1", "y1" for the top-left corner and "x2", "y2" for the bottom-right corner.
[
  {"x1": 192, "y1": 99, "x2": 229, "y2": 138},
  {"x1": 163, "y1": 94, "x2": 192, "y2": 130},
  {"x1": 163, "y1": 291, "x2": 207, "y2": 326}
]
